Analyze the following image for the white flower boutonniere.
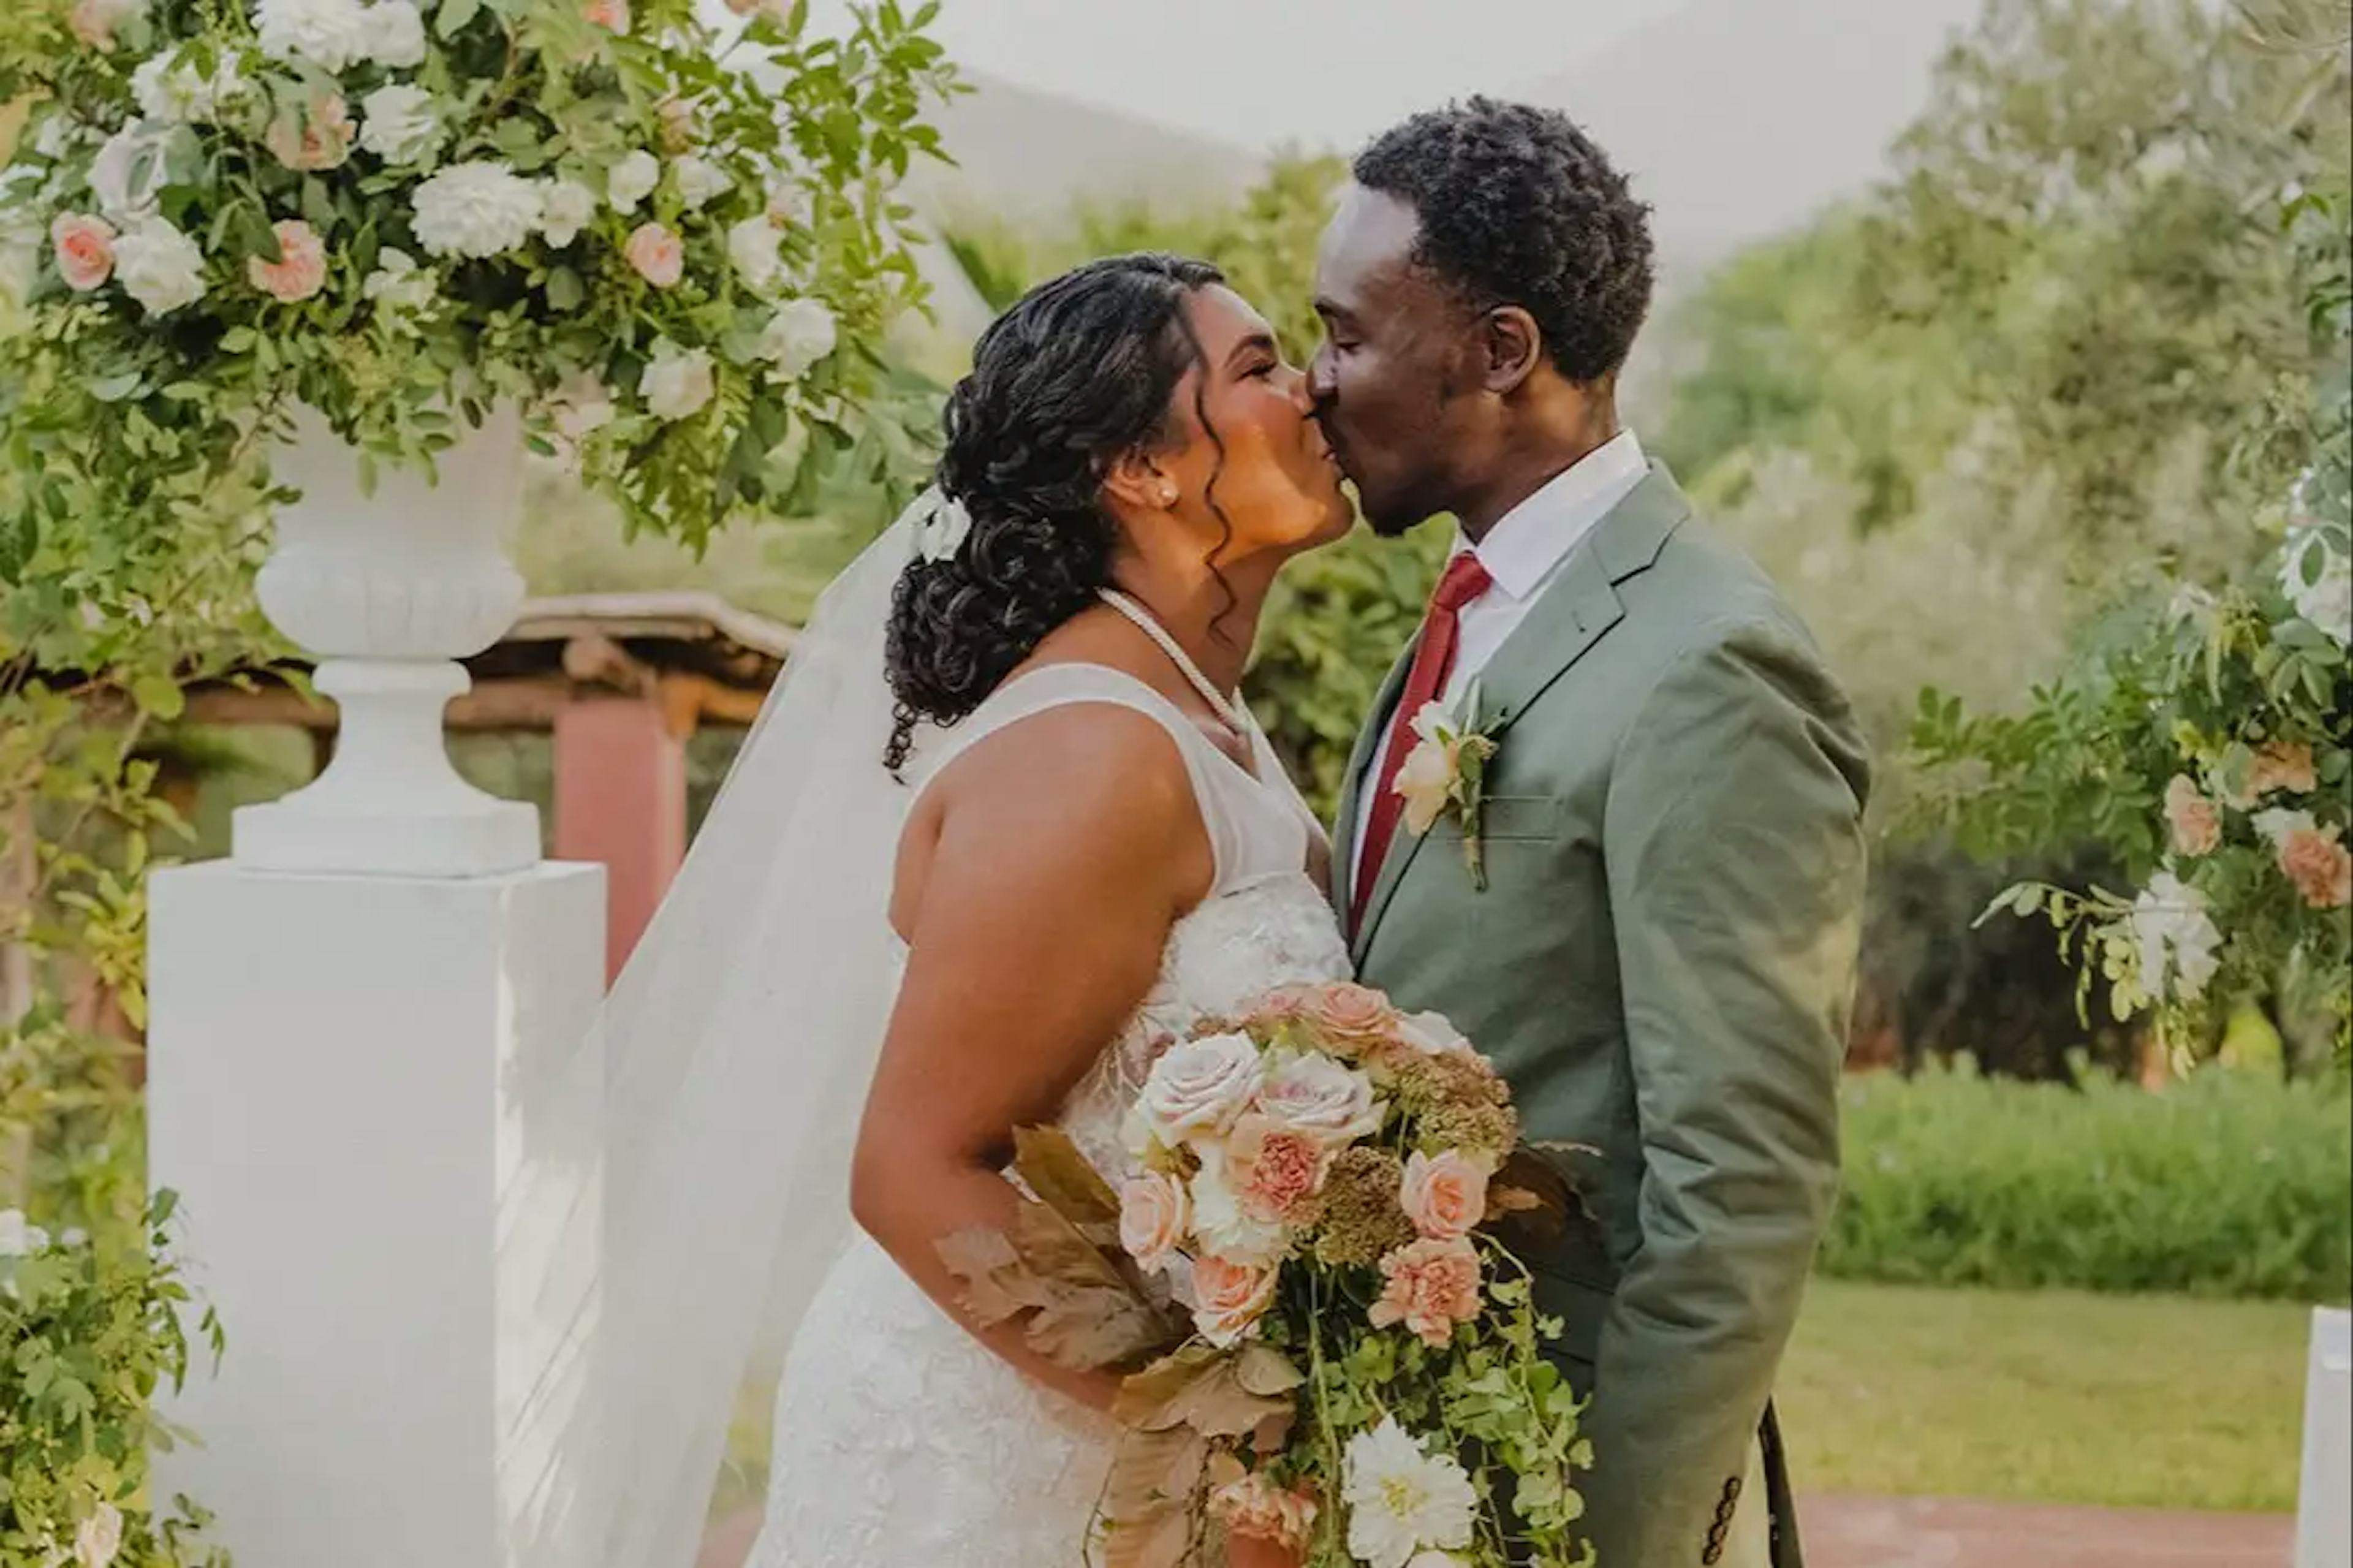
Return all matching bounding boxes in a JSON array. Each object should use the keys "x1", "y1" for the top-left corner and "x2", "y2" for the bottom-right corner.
[
  {"x1": 901, "y1": 485, "x2": 972, "y2": 565},
  {"x1": 1392, "y1": 684, "x2": 1502, "y2": 890}
]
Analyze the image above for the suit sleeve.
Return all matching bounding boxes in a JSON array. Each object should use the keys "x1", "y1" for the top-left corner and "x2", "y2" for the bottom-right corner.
[{"x1": 1584, "y1": 616, "x2": 1870, "y2": 1566}]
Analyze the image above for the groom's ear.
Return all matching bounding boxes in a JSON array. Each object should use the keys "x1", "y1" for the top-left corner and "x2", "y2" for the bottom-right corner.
[{"x1": 1478, "y1": 305, "x2": 1545, "y2": 396}]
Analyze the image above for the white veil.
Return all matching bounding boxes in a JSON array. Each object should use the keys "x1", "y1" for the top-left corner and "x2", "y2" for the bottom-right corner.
[{"x1": 502, "y1": 508, "x2": 933, "y2": 1568}]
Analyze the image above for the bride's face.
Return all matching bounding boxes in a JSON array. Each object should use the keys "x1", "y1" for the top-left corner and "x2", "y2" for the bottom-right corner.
[{"x1": 1136, "y1": 286, "x2": 1354, "y2": 565}]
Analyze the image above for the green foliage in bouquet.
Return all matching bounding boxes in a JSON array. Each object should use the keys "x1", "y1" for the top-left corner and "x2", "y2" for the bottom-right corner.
[
  {"x1": 1, "y1": 1192, "x2": 227, "y2": 1568},
  {"x1": 938, "y1": 983, "x2": 1596, "y2": 1568}
]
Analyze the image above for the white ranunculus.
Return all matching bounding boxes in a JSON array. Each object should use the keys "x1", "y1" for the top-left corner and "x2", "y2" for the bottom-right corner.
[
  {"x1": 360, "y1": 245, "x2": 435, "y2": 316},
  {"x1": 638, "y1": 345, "x2": 715, "y2": 420},
  {"x1": 253, "y1": 0, "x2": 374, "y2": 72},
  {"x1": 671, "y1": 153, "x2": 731, "y2": 211},
  {"x1": 727, "y1": 214, "x2": 783, "y2": 294},
  {"x1": 1342, "y1": 1417, "x2": 1478, "y2": 1568},
  {"x1": 357, "y1": 83, "x2": 441, "y2": 166},
  {"x1": 112, "y1": 217, "x2": 207, "y2": 316},
  {"x1": 605, "y1": 150, "x2": 660, "y2": 214},
  {"x1": 362, "y1": 0, "x2": 426, "y2": 66},
  {"x1": 410, "y1": 160, "x2": 543, "y2": 259},
  {"x1": 538, "y1": 178, "x2": 596, "y2": 247},
  {"x1": 2281, "y1": 530, "x2": 2352, "y2": 647},
  {"x1": 757, "y1": 296, "x2": 838, "y2": 380},
  {"x1": 2130, "y1": 870, "x2": 2223, "y2": 1005},
  {"x1": 88, "y1": 118, "x2": 173, "y2": 224},
  {"x1": 0, "y1": 1208, "x2": 50, "y2": 1258}
]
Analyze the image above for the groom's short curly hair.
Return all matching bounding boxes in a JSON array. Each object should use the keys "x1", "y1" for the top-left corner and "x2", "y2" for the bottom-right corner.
[{"x1": 1354, "y1": 98, "x2": 1654, "y2": 385}]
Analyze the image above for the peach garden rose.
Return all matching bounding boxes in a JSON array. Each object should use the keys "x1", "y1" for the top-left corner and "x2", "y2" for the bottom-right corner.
[
  {"x1": 1398, "y1": 1149, "x2": 1490, "y2": 1243},
  {"x1": 624, "y1": 222, "x2": 685, "y2": 288},
  {"x1": 1192, "y1": 1254, "x2": 1279, "y2": 1349},
  {"x1": 2164, "y1": 774, "x2": 2221, "y2": 857},
  {"x1": 49, "y1": 214, "x2": 116, "y2": 292},
  {"x1": 247, "y1": 219, "x2": 328, "y2": 303}
]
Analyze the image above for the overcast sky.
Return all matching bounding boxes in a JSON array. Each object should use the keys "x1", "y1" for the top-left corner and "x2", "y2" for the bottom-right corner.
[{"x1": 799, "y1": 0, "x2": 1689, "y2": 152}]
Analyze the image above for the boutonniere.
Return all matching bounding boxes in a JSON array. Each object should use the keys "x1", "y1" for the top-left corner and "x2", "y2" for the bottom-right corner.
[{"x1": 1393, "y1": 682, "x2": 1502, "y2": 890}]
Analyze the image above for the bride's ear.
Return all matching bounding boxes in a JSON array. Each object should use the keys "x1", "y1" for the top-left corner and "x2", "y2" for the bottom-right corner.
[{"x1": 1102, "y1": 451, "x2": 1180, "y2": 515}]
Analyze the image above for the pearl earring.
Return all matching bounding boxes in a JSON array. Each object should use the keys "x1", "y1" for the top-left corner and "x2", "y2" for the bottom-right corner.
[{"x1": 1159, "y1": 485, "x2": 1179, "y2": 507}]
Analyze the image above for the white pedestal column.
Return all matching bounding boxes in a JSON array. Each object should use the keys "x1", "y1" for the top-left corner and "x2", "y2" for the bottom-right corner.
[
  {"x1": 2300, "y1": 1306, "x2": 2352, "y2": 1568},
  {"x1": 146, "y1": 860, "x2": 605, "y2": 1568}
]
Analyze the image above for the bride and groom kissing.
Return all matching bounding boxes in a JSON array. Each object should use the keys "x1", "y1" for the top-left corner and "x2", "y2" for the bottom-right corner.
[{"x1": 587, "y1": 96, "x2": 1871, "y2": 1568}]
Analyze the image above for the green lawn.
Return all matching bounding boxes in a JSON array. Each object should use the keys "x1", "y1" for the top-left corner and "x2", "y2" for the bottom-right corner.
[{"x1": 1780, "y1": 1278, "x2": 2317, "y2": 1512}]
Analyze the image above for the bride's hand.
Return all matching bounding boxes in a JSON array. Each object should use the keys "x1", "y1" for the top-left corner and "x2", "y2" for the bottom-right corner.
[{"x1": 1225, "y1": 1536, "x2": 1302, "y2": 1568}]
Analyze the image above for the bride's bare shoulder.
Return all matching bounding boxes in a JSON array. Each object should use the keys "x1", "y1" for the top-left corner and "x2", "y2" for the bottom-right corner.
[{"x1": 891, "y1": 696, "x2": 1210, "y2": 936}]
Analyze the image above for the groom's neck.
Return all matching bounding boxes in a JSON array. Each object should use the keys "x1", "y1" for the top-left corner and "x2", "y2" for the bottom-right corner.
[{"x1": 1453, "y1": 393, "x2": 1621, "y2": 544}]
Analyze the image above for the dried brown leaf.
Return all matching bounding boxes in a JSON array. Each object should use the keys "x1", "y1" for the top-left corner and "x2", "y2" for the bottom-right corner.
[
  {"x1": 1014, "y1": 1123, "x2": 1124, "y2": 1232},
  {"x1": 1121, "y1": 1345, "x2": 1299, "y2": 1441},
  {"x1": 934, "y1": 1226, "x2": 1033, "y2": 1327}
]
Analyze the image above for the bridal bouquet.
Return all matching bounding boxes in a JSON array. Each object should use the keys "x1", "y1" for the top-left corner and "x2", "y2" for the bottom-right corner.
[
  {"x1": 940, "y1": 983, "x2": 1595, "y2": 1568},
  {"x1": 0, "y1": 0, "x2": 952, "y2": 545}
]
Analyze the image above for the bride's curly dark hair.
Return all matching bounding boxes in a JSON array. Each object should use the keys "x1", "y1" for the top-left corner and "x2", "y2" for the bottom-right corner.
[{"x1": 882, "y1": 252, "x2": 1228, "y2": 774}]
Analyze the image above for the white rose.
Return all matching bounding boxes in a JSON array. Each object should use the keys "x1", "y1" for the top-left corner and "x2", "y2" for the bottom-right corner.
[
  {"x1": 538, "y1": 179, "x2": 596, "y2": 248},
  {"x1": 357, "y1": 84, "x2": 441, "y2": 166},
  {"x1": 113, "y1": 217, "x2": 207, "y2": 316},
  {"x1": 253, "y1": 0, "x2": 374, "y2": 72},
  {"x1": 605, "y1": 150, "x2": 659, "y2": 214},
  {"x1": 0, "y1": 1208, "x2": 50, "y2": 1258},
  {"x1": 757, "y1": 296, "x2": 838, "y2": 380},
  {"x1": 638, "y1": 345, "x2": 714, "y2": 420},
  {"x1": 88, "y1": 119, "x2": 173, "y2": 224},
  {"x1": 1135, "y1": 1031, "x2": 1263, "y2": 1150},
  {"x1": 360, "y1": 245, "x2": 436, "y2": 316},
  {"x1": 671, "y1": 153, "x2": 731, "y2": 211},
  {"x1": 726, "y1": 214, "x2": 784, "y2": 294},
  {"x1": 1256, "y1": 1051, "x2": 1383, "y2": 1148},
  {"x1": 1188, "y1": 1145, "x2": 1287, "y2": 1268},
  {"x1": 410, "y1": 160, "x2": 543, "y2": 259},
  {"x1": 72, "y1": 1503, "x2": 123, "y2": 1568},
  {"x1": 362, "y1": 0, "x2": 426, "y2": 67}
]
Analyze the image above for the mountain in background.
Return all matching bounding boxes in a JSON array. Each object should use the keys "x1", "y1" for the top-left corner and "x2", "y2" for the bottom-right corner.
[{"x1": 1520, "y1": 0, "x2": 1985, "y2": 286}]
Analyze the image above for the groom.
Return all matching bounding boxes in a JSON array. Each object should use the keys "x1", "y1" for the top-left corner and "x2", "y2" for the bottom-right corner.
[{"x1": 1317, "y1": 101, "x2": 1870, "y2": 1568}]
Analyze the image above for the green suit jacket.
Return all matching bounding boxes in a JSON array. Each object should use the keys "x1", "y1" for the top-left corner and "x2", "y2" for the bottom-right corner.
[{"x1": 1335, "y1": 463, "x2": 1871, "y2": 1568}]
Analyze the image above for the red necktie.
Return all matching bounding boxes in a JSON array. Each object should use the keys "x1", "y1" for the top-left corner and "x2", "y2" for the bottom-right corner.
[{"x1": 1352, "y1": 552, "x2": 1494, "y2": 934}]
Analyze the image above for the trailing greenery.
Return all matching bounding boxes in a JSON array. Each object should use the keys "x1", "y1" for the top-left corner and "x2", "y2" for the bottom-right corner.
[{"x1": 1820, "y1": 1062, "x2": 2353, "y2": 1300}]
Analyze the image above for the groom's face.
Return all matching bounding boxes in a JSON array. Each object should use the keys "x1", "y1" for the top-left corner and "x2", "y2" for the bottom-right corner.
[{"x1": 1309, "y1": 186, "x2": 1483, "y2": 537}]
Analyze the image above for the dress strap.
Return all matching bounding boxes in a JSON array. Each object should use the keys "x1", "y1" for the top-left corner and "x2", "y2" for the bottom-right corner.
[{"x1": 912, "y1": 664, "x2": 1306, "y2": 894}]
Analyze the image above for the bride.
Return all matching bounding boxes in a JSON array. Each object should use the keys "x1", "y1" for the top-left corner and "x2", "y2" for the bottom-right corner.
[{"x1": 521, "y1": 252, "x2": 1365, "y2": 1567}]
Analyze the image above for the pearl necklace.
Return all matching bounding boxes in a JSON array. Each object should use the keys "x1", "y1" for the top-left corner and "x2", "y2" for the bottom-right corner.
[{"x1": 1096, "y1": 589, "x2": 1250, "y2": 738}]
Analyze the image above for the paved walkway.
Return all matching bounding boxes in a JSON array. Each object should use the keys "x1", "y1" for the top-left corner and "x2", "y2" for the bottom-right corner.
[
  {"x1": 1799, "y1": 1494, "x2": 2292, "y2": 1568},
  {"x1": 700, "y1": 1496, "x2": 2296, "y2": 1568}
]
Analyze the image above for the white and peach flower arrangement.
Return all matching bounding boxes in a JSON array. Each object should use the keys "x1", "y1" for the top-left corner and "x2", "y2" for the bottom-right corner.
[
  {"x1": 937, "y1": 980, "x2": 1596, "y2": 1567},
  {"x1": 0, "y1": 0, "x2": 957, "y2": 547}
]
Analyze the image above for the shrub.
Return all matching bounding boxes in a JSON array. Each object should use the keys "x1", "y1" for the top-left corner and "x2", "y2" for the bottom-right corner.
[{"x1": 1819, "y1": 1062, "x2": 2352, "y2": 1300}]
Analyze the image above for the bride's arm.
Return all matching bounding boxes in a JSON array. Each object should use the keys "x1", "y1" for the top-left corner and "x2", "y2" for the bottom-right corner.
[{"x1": 849, "y1": 705, "x2": 1213, "y2": 1413}]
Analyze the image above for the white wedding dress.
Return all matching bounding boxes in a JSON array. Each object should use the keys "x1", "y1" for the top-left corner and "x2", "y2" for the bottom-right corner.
[{"x1": 746, "y1": 663, "x2": 1356, "y2": 1567}]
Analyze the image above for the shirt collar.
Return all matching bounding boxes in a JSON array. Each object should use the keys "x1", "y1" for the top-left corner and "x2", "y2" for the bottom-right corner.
[{"x1": 1454, "y1": 429, "x2": 1648, "y2": 601}]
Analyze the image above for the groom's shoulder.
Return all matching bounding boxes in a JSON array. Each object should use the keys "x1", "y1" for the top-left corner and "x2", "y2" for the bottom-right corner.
[{"x1": 1641, "y1": 510, "x2": 1819, "y2": 653}]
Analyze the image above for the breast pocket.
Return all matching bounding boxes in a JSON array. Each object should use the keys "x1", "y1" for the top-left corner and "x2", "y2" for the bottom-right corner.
[{"x1": 1460, "y1": 794, "x2": 1567, "y2": 843}]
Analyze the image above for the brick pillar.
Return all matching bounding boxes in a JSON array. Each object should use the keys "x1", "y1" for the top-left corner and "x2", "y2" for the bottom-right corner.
[{"x1": 553, "y1": 696, "x2": 688, "y2": 981}]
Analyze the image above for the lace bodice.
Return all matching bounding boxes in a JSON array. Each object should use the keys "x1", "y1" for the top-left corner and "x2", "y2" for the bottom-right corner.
[{"x1": 751, "y1": 664, "x2": 1353, "y2": 1568}]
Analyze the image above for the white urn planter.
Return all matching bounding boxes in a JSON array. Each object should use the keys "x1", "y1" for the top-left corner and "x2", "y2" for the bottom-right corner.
[{"x1": 234, "y1": 405, "x2": 541, "y2": 877}]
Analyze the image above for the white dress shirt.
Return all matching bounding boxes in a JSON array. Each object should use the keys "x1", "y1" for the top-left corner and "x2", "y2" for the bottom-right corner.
[{"x1": 1351, "y1": 428, "x2": 1650, "y2": 882}]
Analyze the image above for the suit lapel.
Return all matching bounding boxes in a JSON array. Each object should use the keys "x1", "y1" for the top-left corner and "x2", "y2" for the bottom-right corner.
[
  {"x1": 1332, "y1": 634, "x2": 1419, "y2": 920},
  {"x1": 1350, "y1": 464, "x2": 1692, "y2": 964}
]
